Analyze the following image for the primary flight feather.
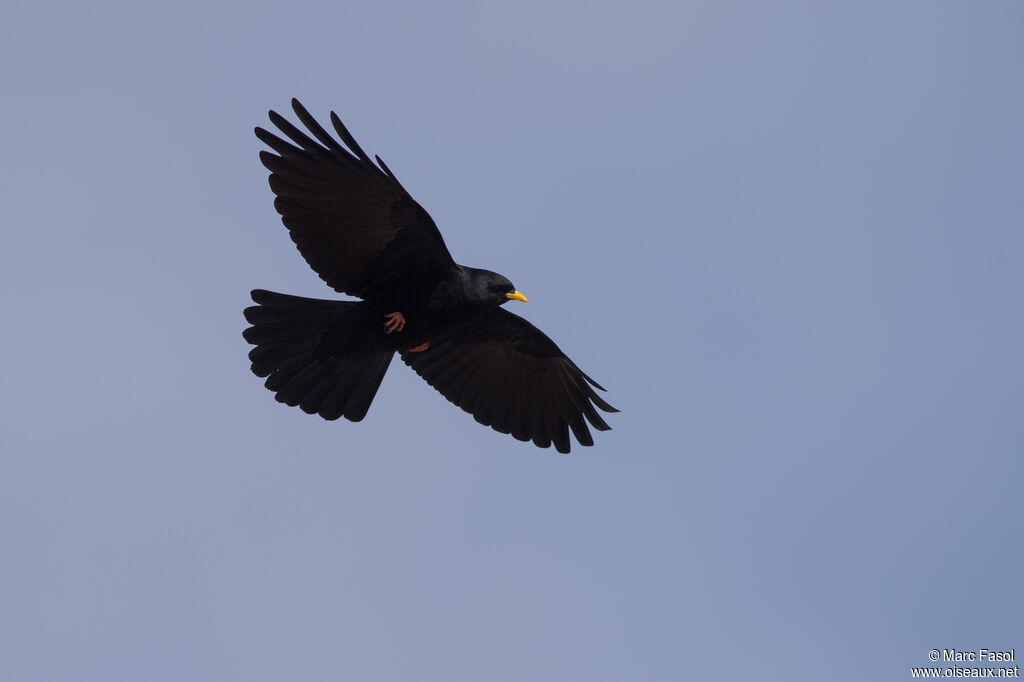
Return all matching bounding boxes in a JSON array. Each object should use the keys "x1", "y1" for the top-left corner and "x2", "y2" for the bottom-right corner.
[{"x1": 243, "y1": 99, "x2": 616, "y2": 453}]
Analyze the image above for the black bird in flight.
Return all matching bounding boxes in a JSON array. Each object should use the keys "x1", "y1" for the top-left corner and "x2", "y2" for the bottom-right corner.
[{"x1": 243, "y1": 99, "x2": 617, "y2": 453}]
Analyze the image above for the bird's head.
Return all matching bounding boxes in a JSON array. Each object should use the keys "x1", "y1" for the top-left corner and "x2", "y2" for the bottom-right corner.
[{"x1": 465, "y1": 268, "x2": 529, "y2": 307}]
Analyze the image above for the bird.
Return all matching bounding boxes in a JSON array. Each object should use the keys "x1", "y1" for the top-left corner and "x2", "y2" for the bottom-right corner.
[{"x1": 243, "y1": 99, "x2": 617, "y2": 453}]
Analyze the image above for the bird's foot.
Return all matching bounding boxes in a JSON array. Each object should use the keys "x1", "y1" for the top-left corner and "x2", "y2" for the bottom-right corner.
[
  {"x1": 383, "y1": 311, "x2": 406, "y2": 334},
  {"x1": 406, "y1": 342, "x2": 430, "y2": 353}
]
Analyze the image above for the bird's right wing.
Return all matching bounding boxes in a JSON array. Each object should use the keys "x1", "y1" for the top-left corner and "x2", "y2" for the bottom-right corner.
[
  {"x1": 256, "y1": 99, "x2": 456, "y2": 298},
  {"x1": 400, "y1": 308, "x2": 617, "y2": 453}
]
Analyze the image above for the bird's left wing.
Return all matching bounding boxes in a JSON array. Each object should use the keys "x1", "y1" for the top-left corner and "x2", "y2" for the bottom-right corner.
[{"x1": 400, "y1": 309, "x2": 617, "y2": 453}]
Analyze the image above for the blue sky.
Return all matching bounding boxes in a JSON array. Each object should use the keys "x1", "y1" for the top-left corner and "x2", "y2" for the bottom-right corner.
[{"x1": 2, "y1": 1, "x2": 1021, "y2": 680}]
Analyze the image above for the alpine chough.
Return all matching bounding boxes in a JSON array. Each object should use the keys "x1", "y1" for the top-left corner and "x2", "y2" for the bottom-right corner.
[{"x1": 243, "y1": 99, "x2": 617, "y2": 453}]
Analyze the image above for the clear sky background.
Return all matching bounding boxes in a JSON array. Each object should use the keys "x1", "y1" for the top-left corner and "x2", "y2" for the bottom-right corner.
[{"x1": 2, "y1": 1, "x2": 1021, "y2": 680}]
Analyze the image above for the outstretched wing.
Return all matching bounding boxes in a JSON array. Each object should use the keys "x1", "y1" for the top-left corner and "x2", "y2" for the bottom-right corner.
[
  {"x1": 256, "y1": 99, "x2": 455, "y2": 298},
  {"x1": 400, "y1": 309, "x2": 617, "y2": 453}
]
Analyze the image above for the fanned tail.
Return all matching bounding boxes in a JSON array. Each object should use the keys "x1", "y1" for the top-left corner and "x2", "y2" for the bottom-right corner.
[{"x1": 243, "y1": 289, "x2": 393, "y2": 421}]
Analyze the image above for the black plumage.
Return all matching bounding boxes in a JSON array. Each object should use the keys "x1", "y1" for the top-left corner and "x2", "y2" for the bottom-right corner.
[{"x1": 243, "y1": 99, "x2": 617, "y2": 452}]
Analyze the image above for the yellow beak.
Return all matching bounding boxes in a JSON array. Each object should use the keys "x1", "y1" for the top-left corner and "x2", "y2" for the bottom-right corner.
[{"x1": 506, "y1": 290, "x2": 529, "y2": 303}]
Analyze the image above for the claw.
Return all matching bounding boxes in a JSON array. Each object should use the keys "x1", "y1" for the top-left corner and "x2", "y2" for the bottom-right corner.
[
  {"x1": 406, "y1": 342, "x2": 430, "y2": 352},
  {"x1": 383, "y1": 311, "x2": 406, "y2": 334}
]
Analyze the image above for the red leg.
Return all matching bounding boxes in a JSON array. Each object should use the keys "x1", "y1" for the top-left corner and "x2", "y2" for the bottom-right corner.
[
  {"x1": 406, "y1": 342, "x2": 430, "y2": 352},
  {"x1": 383, "y1": 311, "x2": 406, "y2": 334}
]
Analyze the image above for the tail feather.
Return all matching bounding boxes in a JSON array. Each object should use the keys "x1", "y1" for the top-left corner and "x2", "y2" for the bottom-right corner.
[
  {"x1": 243, "y1": 289, "x2": 393, "y2": 422},
  {"x1": 318, "y1": 356, "x2": 391, "y2": 421}
]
